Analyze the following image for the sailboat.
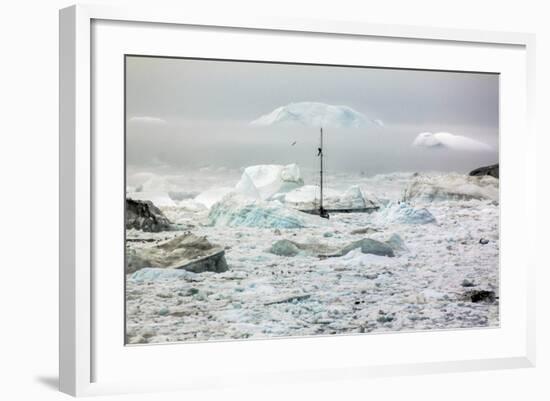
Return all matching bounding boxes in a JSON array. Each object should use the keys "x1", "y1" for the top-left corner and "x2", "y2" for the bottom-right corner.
[{"x1": 300, "y1": 127, "x2": 380, "y2": 218}]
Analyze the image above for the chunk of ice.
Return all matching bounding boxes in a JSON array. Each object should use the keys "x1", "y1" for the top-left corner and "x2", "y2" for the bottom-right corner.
[
  {"x1": 376, "y1": 202, "x2": 436, "y2": 225},
  {"x1": 404, "y1": 173, "x2": 498, "y2": 202},
  {"x1": 236, "y1": 164, "x2": 304, "y2": 200},
  {"x1": 208, "y1": 192, "x2": 323, "y2": 229},
  {"x1": 194, "y1": 187, "x2": 234, "y2": 209}
]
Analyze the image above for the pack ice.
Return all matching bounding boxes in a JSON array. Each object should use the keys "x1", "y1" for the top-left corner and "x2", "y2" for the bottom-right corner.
[
  {"x1": 204, "y1": 164, "x2": 379, "y2": 228},
  {"x1": 190, "y1": 164, "x2": 309, "y2": 228}
]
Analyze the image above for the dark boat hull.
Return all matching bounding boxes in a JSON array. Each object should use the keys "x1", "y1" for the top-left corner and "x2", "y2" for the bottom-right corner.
[{"x1": 299, "y1": 206, "x2": 379, "y2": 215}]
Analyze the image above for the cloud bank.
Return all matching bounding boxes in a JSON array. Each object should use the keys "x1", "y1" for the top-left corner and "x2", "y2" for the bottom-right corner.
[{"x1": 412, "y1": 132, "x2": 493, "y2": 152}]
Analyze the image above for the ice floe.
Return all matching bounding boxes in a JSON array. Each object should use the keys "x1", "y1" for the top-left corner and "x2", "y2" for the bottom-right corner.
[
  {"x1": 403, "y1": 173, "x2": 499, "y2": 202},
  {"x1": 129, "y1": 267, "x2": 198, "y2": 282},
  {"x1": 125, "y1": 169, "x2": 499, "y2": 344},
  {"x1": 338, "y1": 238, "x2": 395, "y2": 257},
  {"x1": 126, "y1": 233, "x2": 228, "y2": 274}
]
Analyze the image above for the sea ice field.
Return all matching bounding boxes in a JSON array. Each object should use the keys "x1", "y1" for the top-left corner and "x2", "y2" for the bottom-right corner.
[{"x1": 125, "y1": 165, "x2": 499, "y2": 344}]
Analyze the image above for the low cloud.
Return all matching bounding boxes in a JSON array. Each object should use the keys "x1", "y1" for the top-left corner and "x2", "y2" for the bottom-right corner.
[{"x1": 412, "y1": 132, "x2": 492, "y2": 152}]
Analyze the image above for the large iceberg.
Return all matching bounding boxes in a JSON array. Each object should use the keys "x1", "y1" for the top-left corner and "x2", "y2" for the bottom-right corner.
[
  {"x1": 235, "y1": 169, "x2": 261, "y2": 199},
  {"x1": 194, "y1": 187, "x2": 234, "y2": 209},
  {"x1": 208, "y1": 192, "x2": 322, "y2": 229},
  {"x1": 236, "y1": 164, "x2": 304, "y2": 200},
  {"x1": 250, "y1": 102, "x2": 383, "y2": 128},
  {"x1": 403, "y1": 173, "x2": 499, "y2": 202},
  {"x1": 193, "y1": 164, "x2": 303, "y2": 210}
]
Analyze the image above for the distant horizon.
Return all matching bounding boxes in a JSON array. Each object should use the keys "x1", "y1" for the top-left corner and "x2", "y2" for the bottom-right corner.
[{"x1": 126, "y1": 56, "x2": 499, "y2": 177}]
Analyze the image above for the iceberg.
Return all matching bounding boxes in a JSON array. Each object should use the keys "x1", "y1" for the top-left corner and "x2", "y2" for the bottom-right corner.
[
  {"x1": 268, "y1": 239, "x2": 302, "y2": 257},
  {"x1": 235, "y1": 170, "x2": 261, "y2": 199},
  {"x1": 194, "y1": 187, "x2": 234, "y2": 209},
  {"x1": 126, "y1": 233, "x2": 228, "y2": 274},
  {"x1": 385, "y1": 233, "x2": 408, "y2": 252},
  {"x1": 334, "y1": 185, "x2": 374, "y2": 209},
  {"x1": 376, "y1": 202, "x2": 436, "y2": 225},
  {"x1": 193, "y1": 164, "x2": 303, "y2": 210},
  {"x1": 267, "y1": 238, "x2": 340, "y2": 257},
  {"x1": 283, "y1": 185, "x2": 338, "y2": 210},
  {"x1": 208, "y1": 192, "x2": 322, "y2": 229},
  {"x1": 403, "y1": 173, "x2": 499, "y2": 202},
  {"x1": 250, "y1": 102, "x2": 383, "y2": 128},
  {"x1": 283, "y1": 184, "x2": 379, "y2": 210},
  {"x1": 236, "y1": 164, "x2": 304, "y2": 200},
  {"x1": 339, "y1": 238, "x2": 395, "y2": 257}
]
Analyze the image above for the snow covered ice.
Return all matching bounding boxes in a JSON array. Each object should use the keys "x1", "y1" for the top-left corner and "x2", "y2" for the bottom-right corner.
[
  {"x1": 250, "y1": 102, "x2": 384, "y2": 128},
  {"x1": 375, "y1": 202, "x2": 436, "y2": 225},
  {"x1": 208, "y1": 193, "x2": 323, "y2": 229},
  {"x1": 125, "y1": 168, "x2": 499, "y2": 344},
  {"x1": 403, "y1": 173, "x2": 499, "y2": 202},
  {"x1": 284, "y1": 184, "x2": 379, "y2": 210},
  {"x1": 236, "y1": 164, "x2": 303, "y2": 200}
]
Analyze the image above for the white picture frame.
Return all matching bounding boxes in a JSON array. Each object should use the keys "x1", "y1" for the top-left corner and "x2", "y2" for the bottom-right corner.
[{"x1": 59, "y1": 4, "x2": 536, "y2": 397}]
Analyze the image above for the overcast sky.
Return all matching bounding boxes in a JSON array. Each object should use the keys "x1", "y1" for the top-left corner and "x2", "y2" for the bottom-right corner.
[{"x1": 126, "y1": 56, "x2": 499, "y2": 176}]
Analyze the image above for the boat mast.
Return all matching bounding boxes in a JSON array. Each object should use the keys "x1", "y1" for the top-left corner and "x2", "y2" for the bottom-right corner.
[
  {"x1": 318, "y1": 127, "x2": 329, "y2": 219},
  {"x1": 320, "y1": 127, "x2": 323, "y2": 213}
]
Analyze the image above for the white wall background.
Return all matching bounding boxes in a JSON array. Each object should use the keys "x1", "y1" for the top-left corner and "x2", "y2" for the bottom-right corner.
[{"x1": 0, "y1": 0, "x2": 547, "y2": 400}]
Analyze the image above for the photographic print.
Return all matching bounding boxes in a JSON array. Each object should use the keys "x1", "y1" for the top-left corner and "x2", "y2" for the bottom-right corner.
[{"x1": 124, "y1": 56, "x2": 499, "y2": 345}]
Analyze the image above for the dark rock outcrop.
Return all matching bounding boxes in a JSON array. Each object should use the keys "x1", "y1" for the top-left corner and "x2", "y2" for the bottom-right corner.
[
  {"x1": 469, "y1": 164, "x2": 499, "y2": 179},
  {"x1": 462, "y1": 289, "x2": 496, "y2": 303},
  {"x1": 126, "y1": 198, "x2": 172, "y2": 232}
]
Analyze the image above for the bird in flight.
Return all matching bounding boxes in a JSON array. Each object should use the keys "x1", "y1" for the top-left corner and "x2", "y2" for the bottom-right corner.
[{"x1": 291, "y1": 141, "x2": 297, "y2": 146}]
